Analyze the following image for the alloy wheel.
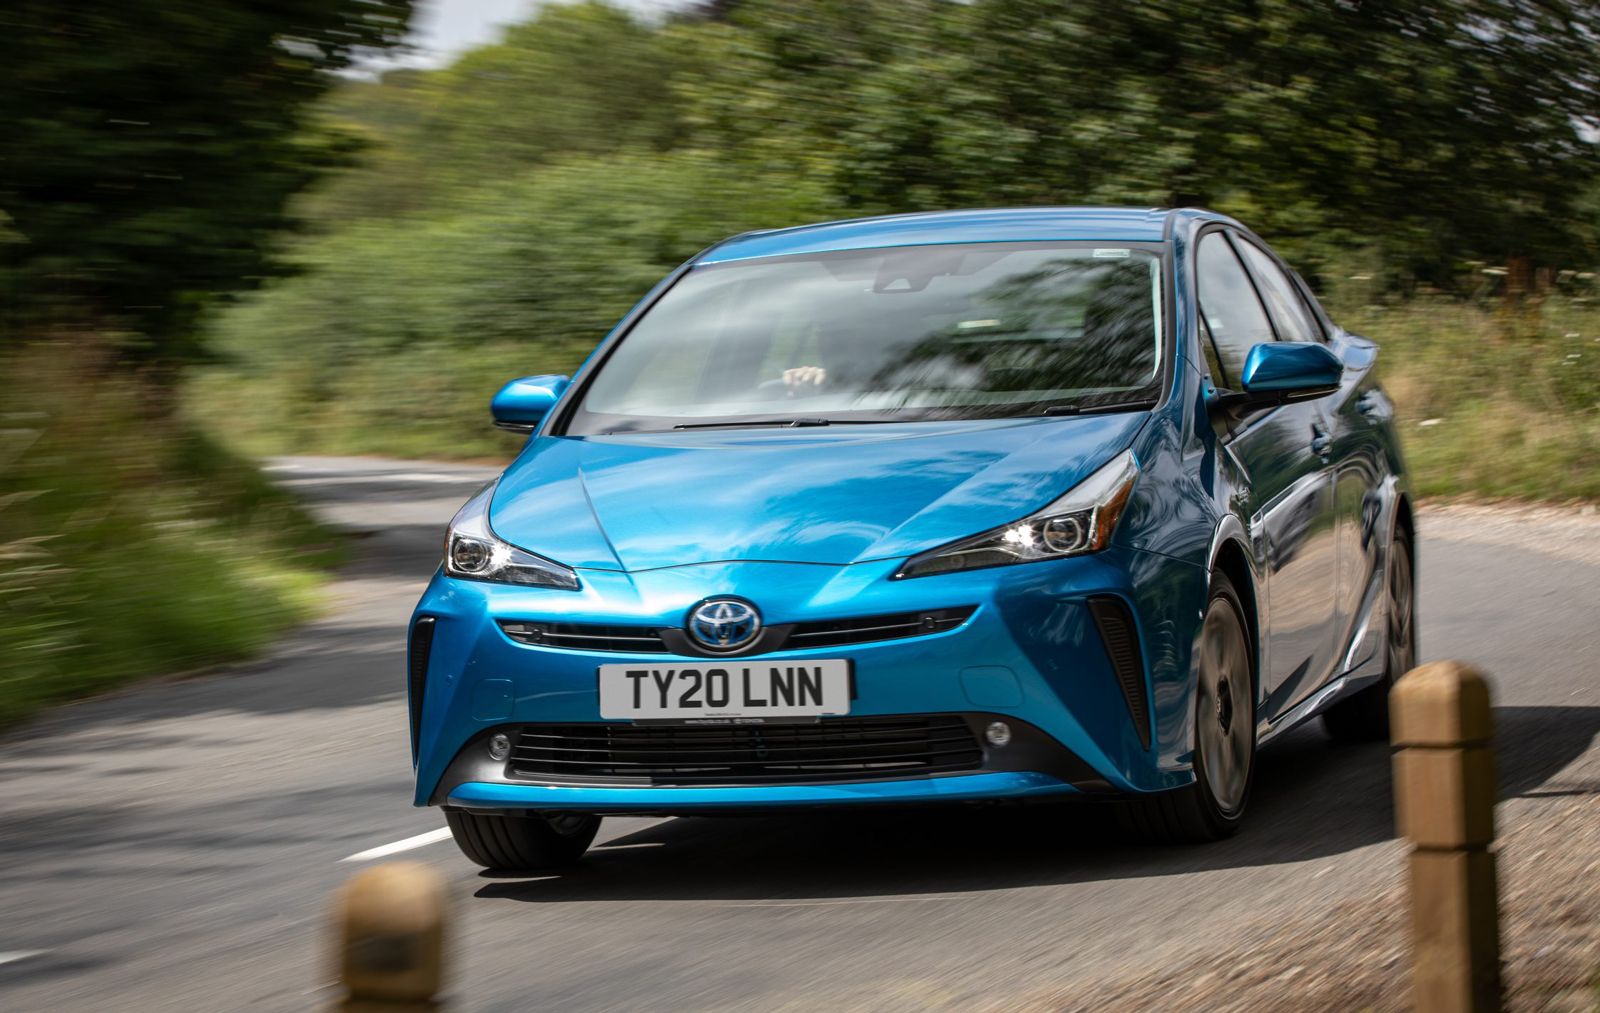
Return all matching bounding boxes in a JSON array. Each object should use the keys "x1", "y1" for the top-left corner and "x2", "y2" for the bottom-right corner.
[{"x1": 1196, "y1": 595, "x2": 1253, "y2": 816}]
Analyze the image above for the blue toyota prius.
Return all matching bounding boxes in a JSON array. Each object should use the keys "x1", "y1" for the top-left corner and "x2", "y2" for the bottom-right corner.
[{"x1": 409, "y1": 206, "x2": 1416, "y2": 870}]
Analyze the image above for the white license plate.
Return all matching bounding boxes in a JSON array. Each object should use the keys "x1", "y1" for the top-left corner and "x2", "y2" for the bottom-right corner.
[{"x1": 598, "y1": 660, "x2": 851, "y2": 720}]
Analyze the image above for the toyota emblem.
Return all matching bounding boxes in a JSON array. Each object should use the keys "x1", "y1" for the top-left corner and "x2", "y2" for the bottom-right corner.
[{"x1": 687, "y1": 599, "x2": 762, "y2": 652}]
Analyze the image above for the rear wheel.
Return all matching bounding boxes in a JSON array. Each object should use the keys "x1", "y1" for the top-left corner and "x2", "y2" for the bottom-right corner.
[
  {"x1": 444, "y1": 810, "x2": 601, "y2": 871},
  {"x1": 1121, "y1": 572, "x2": 1255, "y2": 842},
  {"x1": 1323, "y1": 526, "x2": 1415, "y2": 741}
]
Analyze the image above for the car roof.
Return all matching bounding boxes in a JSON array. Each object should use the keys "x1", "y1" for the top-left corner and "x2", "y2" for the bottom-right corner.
[{"x1": 696, "y1": 206, "x2": 1198, "y2": 265}]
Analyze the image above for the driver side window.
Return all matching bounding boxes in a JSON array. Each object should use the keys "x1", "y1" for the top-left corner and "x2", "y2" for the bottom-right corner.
[{"x1": 1196, "y1": 232, "x2": 1275, "y2": 388}]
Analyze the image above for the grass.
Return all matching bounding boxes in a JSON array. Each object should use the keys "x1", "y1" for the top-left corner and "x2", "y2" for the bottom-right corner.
[
  {"x1": 0, "y1": 349, "x2": 346, "y2": 728},
  {"x1": 190, "y1": 296, "x2": 1600, "y2": 503},
  {"x1": 187, "y1": 339, "x2": 539, "y2": 460},
  {"x1": 1347, "y1": 298, "x2": 1600, "y2": 501}
]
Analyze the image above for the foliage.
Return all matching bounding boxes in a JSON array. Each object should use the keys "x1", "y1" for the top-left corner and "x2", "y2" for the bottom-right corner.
[
  {"x1": 191, "y1": 0, "x2": 1600, "y2": 503},
  {"x1": 0, "y1": 349, "x2": 344, "y2": 727},
  {"x1": 191, "y1": 150, "x2": 838, "y2": 455},
  {"x1": 687, "y1": 0, "x2": 1600, "y2": 280},
  {"x1": 335, "y1": 1, "x2": 686, "y2": 218},
  {"x1": 0, "y1": 0, "x2": 412, "y2": 366}
]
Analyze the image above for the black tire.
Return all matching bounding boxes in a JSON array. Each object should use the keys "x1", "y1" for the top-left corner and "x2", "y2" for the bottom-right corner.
[
  {"x1": 1323, "y1": 526, "x2": 1415, "y2": 741},
  {"x1": 1120, "y1": 572, "x2": 1256, "y2": 843},
  {"x1": 444, "y1": 810, "x2": 601, "y2": 871}
]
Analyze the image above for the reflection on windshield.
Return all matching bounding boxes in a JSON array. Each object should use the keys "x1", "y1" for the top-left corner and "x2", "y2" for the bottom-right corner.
[{"x1": 568, "y1": 242, "x2": 1164, "y2": 434}]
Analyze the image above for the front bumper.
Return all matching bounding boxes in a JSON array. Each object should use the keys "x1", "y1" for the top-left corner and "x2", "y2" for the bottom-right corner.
[
  {"x1": 410, "y1": 551, "x2": 1210, "y2": 809},
  {"x1": 446, "y1": 771, "x2": 1076, "y2": 813},
  {"x1": 433, "y1": 712, "x2": 1105, "y2": 814}
]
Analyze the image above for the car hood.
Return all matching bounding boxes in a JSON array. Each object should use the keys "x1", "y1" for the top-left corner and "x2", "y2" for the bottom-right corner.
[{"x1": 489, "y1": 414, "x2": 1148, "y2": 572}]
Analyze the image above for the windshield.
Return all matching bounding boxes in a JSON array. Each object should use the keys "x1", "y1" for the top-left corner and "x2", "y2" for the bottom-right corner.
[{"x1": 565, "y1": 241, "x2": 1166, "y2": 434}]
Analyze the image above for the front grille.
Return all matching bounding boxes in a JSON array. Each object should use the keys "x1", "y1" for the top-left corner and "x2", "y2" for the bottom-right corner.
[
  {"x1": 785, "y1": 608, "x2": 974, "y2": 649},
  {"x1": 497, "y1": 606, "x2": 975, "y2": 656},
  {"x1": 506, "y1": 716, "x2": 984, "y2": 786},
  {"x1": 498, "y1": 620, "x2": 670, "y2": 653}
]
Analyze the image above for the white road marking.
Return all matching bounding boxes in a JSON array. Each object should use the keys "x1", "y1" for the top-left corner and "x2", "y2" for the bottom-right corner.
[
  {"x1": 341, "y1": 828, "x2": 454, "y2": 863},
  {"x1": 0, "y1": 951, "x2": 48, "y2": 967}
]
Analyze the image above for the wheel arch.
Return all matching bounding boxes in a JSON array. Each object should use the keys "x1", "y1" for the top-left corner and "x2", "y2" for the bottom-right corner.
[
  {"x1": 1209, "y1": 535, "x2": 1261, "y2": 703},
  {"x1": 1394, "y1": 491, "x2": 1416, "y2": 550}
]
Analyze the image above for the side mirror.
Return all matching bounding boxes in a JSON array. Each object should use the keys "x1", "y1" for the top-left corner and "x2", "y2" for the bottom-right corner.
[
  {"x1": 1214, "y1": 342, "x2": 1342, "y2": 410},
  {"x1": 491, "y1": 375, "x2": 569, "y2": 433}
]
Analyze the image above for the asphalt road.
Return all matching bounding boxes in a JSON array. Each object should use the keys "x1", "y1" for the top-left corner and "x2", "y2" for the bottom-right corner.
[{"x1": 1, "y1": 457, "x2": 1596, "y2": 1011}]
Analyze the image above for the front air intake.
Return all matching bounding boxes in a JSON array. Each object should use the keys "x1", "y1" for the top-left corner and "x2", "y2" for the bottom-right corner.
[
  {"x1": 408, "y1": 617, "x2": 437, "y2": 761},
  {"x1": 1087, "y1": 596, "x2": 1151, "y2": 749},
  {"x1": 505, "y1": 716, "x2": 984, "y2": 786}
]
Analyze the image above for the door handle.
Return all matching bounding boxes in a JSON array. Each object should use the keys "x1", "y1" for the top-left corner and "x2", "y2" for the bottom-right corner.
[{"x1": 1310, "y1": 424, "x2": 1333, "y2": 459}]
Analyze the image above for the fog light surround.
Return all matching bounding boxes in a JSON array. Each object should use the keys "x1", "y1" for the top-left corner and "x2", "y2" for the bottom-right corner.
[
  {"x1": 984, "y1": 720, "x2": 1012, "y2": 748},
  {"x1": 487, "y1": 732, "x2": 512, "y2": 761}
]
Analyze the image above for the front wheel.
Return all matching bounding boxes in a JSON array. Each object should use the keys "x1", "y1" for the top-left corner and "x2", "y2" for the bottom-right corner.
[
  {"x1": 1121, "y1": 572, "x2": 1256, "y2": 842},
  {"x1": 445, "y1": 810, "x2": 601, "y2": 871}
]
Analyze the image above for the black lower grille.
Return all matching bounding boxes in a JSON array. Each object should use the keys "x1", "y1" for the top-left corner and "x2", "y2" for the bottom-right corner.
[
  {"x1": 1087, "y1": 595, "x2": 1151, "y2": 749},
  {"x1": 506, "y1": 716, "x2": 983, "y2": 786}
]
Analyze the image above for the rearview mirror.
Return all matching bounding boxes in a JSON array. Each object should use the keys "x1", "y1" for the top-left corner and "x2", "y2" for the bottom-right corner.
[
  {"x1": 491, "y1": 375, "x2": 569, "y2": 433},
  {"x1": 1214, "y1": 342, "x2": 1342, "y2": 410}
]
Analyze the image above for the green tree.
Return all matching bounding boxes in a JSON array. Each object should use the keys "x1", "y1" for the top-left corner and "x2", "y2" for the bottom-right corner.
[
  {"x1": 0, "y1": 0, "x2": 413, "y2": 367},
  {"x1": 305, "y1": 2, "x2": 688, "y2": 223},
  {"x1": 684, "y1": 0, "x2": 1600, "y2": 280}
]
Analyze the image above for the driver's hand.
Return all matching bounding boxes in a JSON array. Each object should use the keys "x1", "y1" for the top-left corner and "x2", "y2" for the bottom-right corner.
[{"x1": 782, "y1": 366, "x2": 827, "y2": 395}]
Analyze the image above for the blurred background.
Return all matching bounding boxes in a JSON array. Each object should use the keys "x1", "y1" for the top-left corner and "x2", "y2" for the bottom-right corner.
[
  {"x1": 4, "y1": 5, "x2": 1600, "y2": 1010},
  {"x1": 0, "y1": 0, "x2": 1593, "y2": 726},
  {"x1": 3, "y1": 0, "x2": 1598, "y2": 747}
]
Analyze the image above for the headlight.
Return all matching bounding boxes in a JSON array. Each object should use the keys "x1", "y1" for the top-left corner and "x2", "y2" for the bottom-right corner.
[
  {"x1": 894, "y1": 451, "x2": 1139, "y2": 579},
  {"x1": 443, "y1": 482, "x2": 580, "y2": 590}
]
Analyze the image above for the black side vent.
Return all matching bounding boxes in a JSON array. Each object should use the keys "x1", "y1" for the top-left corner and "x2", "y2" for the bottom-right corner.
[
  {"x1": 408, "y1": 617, "x2": 437, "y2": 760},
  {"x1": 1087, "y1": 596, "x2": 1151, "y2": 749}
]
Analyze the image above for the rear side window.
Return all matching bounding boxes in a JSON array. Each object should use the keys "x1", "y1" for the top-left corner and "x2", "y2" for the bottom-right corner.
[
  {"x1": 1195, "y1": 232, "x2": 1274, "y2": 387},
  {"x1": 1235, "y1": 240, "x2": 1321, "y2": 343}
]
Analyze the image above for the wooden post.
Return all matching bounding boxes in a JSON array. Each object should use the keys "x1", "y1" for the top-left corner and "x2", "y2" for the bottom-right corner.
[
  {"x1": 334, "y1": 861, "x2": 448, "y2": 1012},
  {"x1": 1391, "y1": 661, "x2": 1502, "y2": 1013}
]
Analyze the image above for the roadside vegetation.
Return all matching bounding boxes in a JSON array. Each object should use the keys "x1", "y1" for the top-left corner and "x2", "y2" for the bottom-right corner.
[
  {"x1": 0, "y1": 349, "x2": 345, "y2": 726},
  {"x1": 191, "y1": 0, "x2": 1600, "y2": 501},
  {"x1": 1346, "y1": 298, "x2": 1600, "y2": 501},
  {"x1": 6, "y1": 0, "x2": 1600, "y2": 722},
  {"x1": 0, "y1": 1, "x2": 410, "y2": 726}
]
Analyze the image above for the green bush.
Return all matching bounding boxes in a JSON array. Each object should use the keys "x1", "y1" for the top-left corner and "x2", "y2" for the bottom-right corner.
[
  {"x1": 1, "y1": 350, "x2": 345, "y2": 727},
  {"x1": 189, "y1": 150, "x2": 839, "y2": 457}
]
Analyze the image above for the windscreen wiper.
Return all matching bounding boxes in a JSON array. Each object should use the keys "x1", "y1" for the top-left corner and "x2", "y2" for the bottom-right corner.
[
  {"x1": 1040, "y1": 398, "x2": 1159, "y2": 417},
  {"x1": 673, "y1": 417, "x2": 834, "y2": 430}
]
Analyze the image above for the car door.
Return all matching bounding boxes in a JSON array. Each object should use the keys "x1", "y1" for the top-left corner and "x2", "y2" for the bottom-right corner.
[
  {"x1": 1270, "y1": 260, "x2": 1390, "y2": 677},
  {"x1": 1195, "y1": 230, "x2": 1341, "y2": 722},
  {"x1": 1232, "y1": 238, "x2": 1382, "y2": 685}
]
